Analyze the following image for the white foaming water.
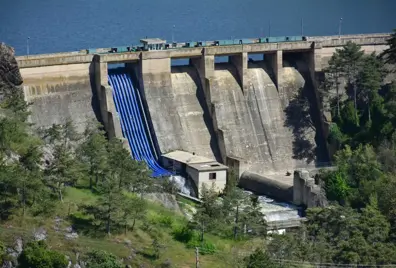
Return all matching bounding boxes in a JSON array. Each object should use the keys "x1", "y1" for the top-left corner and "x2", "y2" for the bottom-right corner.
[
  {"x1": 169, "y1": 175, "x2": 196, "y2": 197},
  {"x1": 244, "y1": 190, "x2": 301, "y2": 222},
  {"x1": 167, "y1": 175, "x2": 301, "y2": 222}
]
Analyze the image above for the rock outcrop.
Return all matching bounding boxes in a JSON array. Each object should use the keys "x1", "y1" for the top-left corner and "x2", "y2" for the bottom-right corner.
[{"x1": 0, "y1": 43, "x2": 23, "y2": 90}]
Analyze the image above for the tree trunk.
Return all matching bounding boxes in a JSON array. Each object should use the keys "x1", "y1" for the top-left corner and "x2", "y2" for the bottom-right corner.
[
  {"x1": 131, "y1": 218, "x2": 136, "y2": 231},
  {"x1": 59, "y1": 186, "x2": 63, "y2": 203},
  {"x1": 200, "y1": 222, "x2": 204, "y2": 242},
  {"x1": 107, "y1": 198, "x2": 111, "y2": 235},
  {"x1": 336, "y1": 75, "x2": 340, "y2": 117},
  {"x1": 106, "y1": 212, "x2": 111, "y2": 235},
  {"x1": 233, "y1": 204, "x2": 239, "y2": 240},
  {"x1": 368, "y1": 98, "x2": 371, "y2": 122},
  {"x1": 354, "y1": 83, "x2": 358, "y2": 125},
  {"x1": 22, "y1": 179, "x2": 26, "y2": 217}
]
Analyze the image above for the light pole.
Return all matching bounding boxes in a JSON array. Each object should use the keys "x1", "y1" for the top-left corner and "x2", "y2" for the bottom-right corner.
[
  {"x1": 172, "y1": 25, "x2": 175, "y2": 43},
  {"x1": 338, "y1": 18, "x2": 343, "y2": 38},
  {"x1": 268, "y1": 20, "x2": 271, "y2": 37},
  {"x1": 301, "y1": 18, "x2": 304, "y2": 36},
  {"x1": 27, "y1": 37, "x2": 30, "y2": 57}
]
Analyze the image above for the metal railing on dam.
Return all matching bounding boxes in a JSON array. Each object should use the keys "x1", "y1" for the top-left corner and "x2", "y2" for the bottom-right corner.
[{"x1": 16, "y1": 32, "x2": 391, "y2": 69}]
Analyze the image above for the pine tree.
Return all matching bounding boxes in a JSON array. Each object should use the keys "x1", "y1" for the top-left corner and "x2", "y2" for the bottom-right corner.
[
  {"x1": 78, "y1": 123, "x2": 108, "y2": 189},
  {"x1": 381, "y1": 29, "x2": 396, "y2": 66},
  {"x1": 357, "y1": 53, "x2": 385, "y2": 122},
  {"x1": 193, "y1": 183, "x2": 221, "y2": 242},
  {"x1": 325, "y1": 52, "x2": 344, "y2": 117},
  {"x1": 336, "y1": 41, "x2": 364, "y2": 124},
  {"x1": 119, "y1": 194, "x2": 147, "y2": 234},
  {"x1": 45, "y1": 143, "x2": 82, "y2": 202}
]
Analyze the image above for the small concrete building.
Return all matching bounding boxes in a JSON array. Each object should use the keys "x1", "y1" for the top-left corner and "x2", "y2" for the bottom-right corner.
[
  {"x1": 140, "y1": 38, "x2": 166, "y2": 51},
  {"x1": 162, "y1": 150, "x2": 228, "y2": 196}
]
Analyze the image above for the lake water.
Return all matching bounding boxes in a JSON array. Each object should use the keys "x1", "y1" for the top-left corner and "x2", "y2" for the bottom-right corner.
[{"x1": 1, "y1": 0, "x2": 396, "y2": 55}]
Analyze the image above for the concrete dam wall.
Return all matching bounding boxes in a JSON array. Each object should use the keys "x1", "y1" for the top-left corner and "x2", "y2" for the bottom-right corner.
[
  {"x1": 207, "y1": 61, "x2": 316, "y2": 176},
  {"x1": 138, "y1": 61, "x2": 219, "y2": 160},
  {"x1": 21, "y1": 63, "x2": 97, "y2": 132}
]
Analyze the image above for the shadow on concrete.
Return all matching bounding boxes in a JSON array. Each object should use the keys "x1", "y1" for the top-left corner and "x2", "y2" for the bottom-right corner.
[
  {"x1": 180, "y1": 65, "x2": 223, "y2": 162},
  {"x1": 283, "y1": 53, "x2": 329, "y2": 165},
  {"x1": 284, "y1": 86, "x2": 316, "y2": 164},
  {"x1": 89, "y1": 59, "x2": 104, "y2": 126}
]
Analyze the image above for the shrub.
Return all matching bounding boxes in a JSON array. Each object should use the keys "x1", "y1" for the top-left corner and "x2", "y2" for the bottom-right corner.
[
  {"x1": 18, "y1": 241, "x2": 68, "y2": 268},
  {"x1": 157, "y1": 214, "x2": 174, "y2": 227},
  {"x1": 172, "y1": 225, "x2": 194, "y2": 243},
  {"x1": 186, "y1": 238, "x2": 216, "y2": 255},
  {"x1": 84, "y1": 250, "x2": 124, "y2": 268}
]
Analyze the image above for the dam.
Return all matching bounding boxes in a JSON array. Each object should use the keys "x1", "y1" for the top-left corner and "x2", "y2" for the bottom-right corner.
[{"x1": 17, "y1": 33, "x2": 390, "y2": 200}]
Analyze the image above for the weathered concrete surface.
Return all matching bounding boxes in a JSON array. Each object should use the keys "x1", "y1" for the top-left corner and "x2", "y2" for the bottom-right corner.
[
  {"x1": 169, "y1": 66, "x2": 219, "y2": 159},
  {"x1": 21, "y1": 63, "x2": 97, "y2": 132},
  {"x1": 293, "y1": 169, "x2": 328, "y2": 208},
  {"x1": 239, "y1": 171, "x2": 294, "y2": 202},
  {"x1": 208, "y1": 63, "x2": 266, "y2": 167},
  {"x1": 249, "y1": 62, "x2": 313, "y2": 171},
  {"x1": 139, "y1": 63, "x2": 218, "y2": 159},
  {"x1": 207, "y1": 60, "x2": 314, "y2": 177}
]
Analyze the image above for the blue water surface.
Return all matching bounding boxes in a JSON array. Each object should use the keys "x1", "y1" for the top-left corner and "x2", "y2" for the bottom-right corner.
[{"x1": 1, "y1": 0, "x2": 395, "y2": 55}]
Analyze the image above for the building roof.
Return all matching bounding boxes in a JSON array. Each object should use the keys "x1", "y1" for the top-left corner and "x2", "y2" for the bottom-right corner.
[
  {"x1": 162, "y1": 150, "x2": 228, "y2": 172},
  {"x1": 140, "y1": 38, "x2": 166, "y2": 45}
]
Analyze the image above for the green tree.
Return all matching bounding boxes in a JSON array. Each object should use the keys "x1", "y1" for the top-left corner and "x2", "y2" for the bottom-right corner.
[
  {"x1": 18, "y1": 241, "x2": 68, "y2": 268},
  {"x1": 325, "y1": 145, "x2": 383, "y2": 207},
  {"x1": 78, "y1": 123, "x2": 108, "y2": 189},
  {"x1": 381, "y1": 29, "x2": 396, "y2": 66},
  {"x1": 192, "y1": 183, "x2": 221, "y2": 242},
  {"x1": 356, "y1": 53, "x2": 384, "y2": 123},
  {"x1": 44, "y1": 143, "x2": 83, "y2": 202},
  {"x1": 83, "y1": 170, "x2": 124, "y2": 235},
  {"x1": 221, "y1": 186, "x2": 248, "y2": 239},
  {"x1": 244, "y1": 249, "x2": 279, "y2": 268},
  {"x1": 0, "y1": 240, "x2": 5, "y2": 264},
  {"x1": 337, "y1": 41, "x2": 364, "y2": 115},
  {"x1": 84, "y1": 250, "x2": 123, "y2": 268},
  {"x1": 106, "y1": 138, "x2": 152, "y2": 194},
  {"x1": 324, "y1": 52, "x2": 343, "y2": 117},
  {"x1": 241, "y1": 195, "x2": 267, "y2": 238},
  {"x1": 119, "y1": 194, "x2": 147, "y2": 234},
  {"x1": 321, "y1": 169, "x2": 350, "y2": 203}
]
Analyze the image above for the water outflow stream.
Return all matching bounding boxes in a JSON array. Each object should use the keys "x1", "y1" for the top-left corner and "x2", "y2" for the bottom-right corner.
[{"x1": 108, "y1": 72, "x2": 171, "y2": 177}]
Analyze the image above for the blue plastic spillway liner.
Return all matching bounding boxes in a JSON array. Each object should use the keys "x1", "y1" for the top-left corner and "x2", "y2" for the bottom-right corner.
[{"x1": 108, "y1": 72, "x2": 171, "y2": 177}]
